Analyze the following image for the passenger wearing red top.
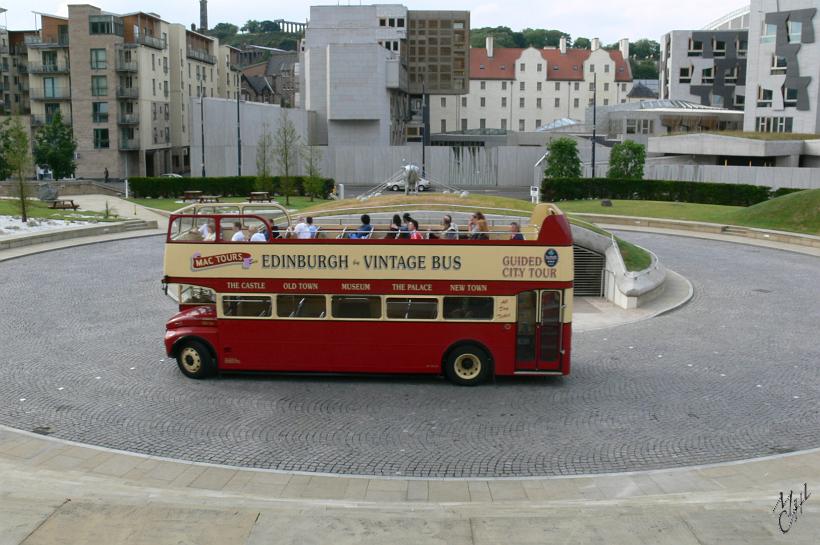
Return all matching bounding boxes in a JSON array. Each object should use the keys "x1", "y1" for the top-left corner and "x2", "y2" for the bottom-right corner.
[{"x1": 409, "y1": 219, "x2": 424, "y2": 240}]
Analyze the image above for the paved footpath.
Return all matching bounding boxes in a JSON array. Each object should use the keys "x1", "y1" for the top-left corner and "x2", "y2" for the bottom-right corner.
[{"x1": 0, "y1": 425, "x2": 818, "y2": 544}]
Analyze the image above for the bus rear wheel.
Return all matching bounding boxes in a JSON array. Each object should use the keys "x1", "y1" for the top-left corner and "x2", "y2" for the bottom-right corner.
[
  {"x1": 444, "y1": 345, "x2": 491, "y2": 386},
  {"x1": 176, "y1": 340, "x2": 215, "y2": 379}
]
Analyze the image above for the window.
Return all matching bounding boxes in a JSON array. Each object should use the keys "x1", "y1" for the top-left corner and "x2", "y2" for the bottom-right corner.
[
  {"x1": 536, "y1": 98, "x2": 542, "y2": 108},
  {"x1": 702, "y1": 67, "x2": 714, "y2": 84},
  {"x1": 518, "y1": 119, "x2": 525, "y2": 131},
  {"x1": 501, "y1": 81, "x2": 507, "y2": 90},
  {"x1": 756, "y1": 116, "x2": 793, "y2": 133},
  {"x1": 443, "y1": 297, "x2": 493, "y2": 320},
  {"x1": 519, "y1": 97, "x2": 525, "y2": 108},
  {"x1": 441, "y1": 97, "x2": 446, "y2": 107},
  {"x1": 520, "y1": 81, "x2": 525, "y2": 91},
  {"x1": 688, "y1": 39, "x2": 703, "y2": 55},
  {"x1": 537, "y1": 63, "x2": 542, "y2": 72},
  {"x1": 151, "y1": 54, "x2": 155, "y2": 71},
  {"x1": 93, "y1": 128, "x2": 109, "y2": 149},
  {"x1": 43, "y1": 77, "x2": 57, "y2": 98},
  {"x1": 152, "y1": 79, "x2": 156, "y2": 96},
  {"x1": 520, "y1": 63, "x2": 525, "y2": 72},
  {"x1": 222, "y1": 295, "x2": 272, "y2": 317},
  {"x1": 553, "y1": 82, "x2": 559, "y2": 91},
  {"x1": 480, "y1": 118, "x2": 486, "y2": 129},
  {"x1": 480, "y1": 81, "x2": 485, "y2": 90},
  {"x1": 726, "y1": 67, "x2": 738, "y2": 84},
  {"x1": 480, "y1": 97, "x2": 486, "y2": 107},
  {"x1": 589, "y1": 64, "x2": 595, "y2": 72},
  {"x1": 574, "y1": 82, "x2": 579, "y2": 91},
  {"x1": 440, "y1": 119, "x2": 446, "y2": 132},
  {"x1": 92, "y1": 102, "x2": 108, "y2": 123},
  {"x1": 536, "y1": 82, "x2": 542, "y2": 91},
  {"x1": 714, "y1": 40, "x2": 726, "y2": 57},
  {"x1": 737, "y1": 38, "x2": 748, "y2": 55},
  {"x1": 90, "y1": 48, "x2": 106, "y2": 69},
  {"x1": 554, "y1": 97, "x2": 560, "y2": 108},
  {"x1": 788, "y1": 21, "x2": 802, "y2": 44},
  {"x1": 771, "y1": 55, "x2": 787, "y2": 75},
  {"x1": 501, "y1": 118, "x2": 507, "y2": 129},
  {"x1": 461, "y1": 96, "x2": 467, "y2": 107},
  {"x1": 461, "y1": 118, "x2": 467, "y2": 131},
  {"x1": 165, "y1": 127, "x2": 170, "y2": 143},
  {"x1": 180, "y1": 286, "x2": 215, "y2": 305},
  {"x1": 626, "y1": 119, "x2": 653, "y2": 134},
  {"x1": 397, "y1": 18, "x2": 405, "y2": 27},
  {"x1": 573, "y1": 97, "x2": 579, "y2": 108},
  {"x1": 784, "y1": 87, "x2": 799, "y2": 107},
  {"x1": 757, "y1": 87, "x2": 773, "y2": 107},
  {"x1": 379, "y1": 18, "x2": 386, "y2": 26},
  {"x1": 589, "y1": 82, "x2": 594, "y2": 91},
  {"x1": 603, "y1": 99, "x2": 609, "y2": 105},
  {"x1": 501, "y1": 97, "x2": 507, "y2": 108},
  {"x1": 276, "y1": 295, "x2": 325, "y2": 318},
  {"x1": 679, "y1": 66, "x2": 692, "y2": 84},
  {"x1": 588, "y1": 98, "x2": 594, "y2": 106},
  {"x1": 603, "y1": 83, "x2": 609, "y2": 92},
  {"x1": 762, "y1": 23, "x2": 777, "y2": 43},
  {"x1": 331, "y1": 296, "x2": 381, "y2": 319},
  {"x1": 604, "y1": 64, "x2": 610, "y2": 73},
  {"x1": 388, "y1": 18, "x2": 395, "y2": 27},
  {"x1": 386, "y1": 298, "x2": 437, "y2": 320},
  {"x1": 734, "y1": 94, "x2": 746, "y2": 107},
  {"x1": 91, "y1": 76, "x2": 107, "y2": 96}
]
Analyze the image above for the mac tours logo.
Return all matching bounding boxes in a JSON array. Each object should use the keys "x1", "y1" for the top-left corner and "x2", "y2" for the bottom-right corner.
[{"x1": 191, "y1": 252, "x2": 254, "y2": 271}]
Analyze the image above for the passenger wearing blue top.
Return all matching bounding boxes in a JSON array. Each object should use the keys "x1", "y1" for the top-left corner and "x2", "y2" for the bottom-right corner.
[
  {"x1": 510, "y1": 222, "x2": 524, "y2": 240},
  {"x1": 350, "y1": 214, "x2": 373, "y2": 239}
]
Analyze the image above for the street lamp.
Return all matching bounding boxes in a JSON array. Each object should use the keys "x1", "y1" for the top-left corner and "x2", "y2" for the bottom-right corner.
[{"x1": 591, "y1": 72, "x2": 597, "y2": 179}]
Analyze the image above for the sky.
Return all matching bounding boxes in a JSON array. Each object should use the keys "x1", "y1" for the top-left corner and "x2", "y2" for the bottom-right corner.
[{"x1": 1, "y1": 0, "x2": 749, "y2": 43}]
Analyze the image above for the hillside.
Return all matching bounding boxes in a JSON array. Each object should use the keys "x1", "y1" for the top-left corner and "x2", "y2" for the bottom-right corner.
[{"x1": 727, "y1": 188, "x2": 820, "y2": 235}]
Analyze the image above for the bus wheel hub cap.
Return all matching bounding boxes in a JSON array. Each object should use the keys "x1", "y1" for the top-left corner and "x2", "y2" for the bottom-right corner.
[
  {"x1": 181, "y1": 348, "x2": 201, "y2": 372},
  {"x1": 455, "y1": 354, "x2": 480, "y2": 379}
]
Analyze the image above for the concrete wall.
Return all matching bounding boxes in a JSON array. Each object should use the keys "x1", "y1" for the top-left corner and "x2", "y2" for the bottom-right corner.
[{"x1": 644, "y1": 164, "x2": 820, "y2": 189}]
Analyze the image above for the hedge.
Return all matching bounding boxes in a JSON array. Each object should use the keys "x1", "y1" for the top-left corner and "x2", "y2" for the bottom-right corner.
[
  {"x1": 129, "y1": 176, "x2": 336, "y2": 199},
  {"x1": 541, "y1": 178, "x2": 804, "y2": 207}
]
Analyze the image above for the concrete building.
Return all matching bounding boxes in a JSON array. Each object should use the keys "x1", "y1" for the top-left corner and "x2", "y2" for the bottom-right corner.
[
  {"x1": 659, "y1": 29, "x2": 749, "y2": 110},
  {"x1": 20, "y1": 6, "x2": 238, "y2": 179},
  {"x1": 744, "y1": 0, "x2": 819, "y2": 133},
  {"x1": 297, "y1": 4, "x2": 469, "y2": 146},
  {"x1": 429, "y1": 36, "x2": 633, "y2": 134},
  {"x1": 241, "y1": 51, "x2": 297, "y2": 106}
]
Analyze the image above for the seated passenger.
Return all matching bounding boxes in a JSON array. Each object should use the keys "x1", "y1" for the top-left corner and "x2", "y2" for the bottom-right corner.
[
  {"x1": 203, "y1": 223, "x2": 216, "y2": 241},
  {"x1": 250, "y1": 226, "x2": 267, "y2": 242},
  {"x1": 230, "y1": 221, "x2": 247, "y2": 242},
  {"x1": 307, "y1": 217, "x2": 318, "y2": 239},
  {"x1": 439, "y1": 215, "x2": 457, "y2": 240},
  {"x1": 510, "y1": 221, "x2": 524, "y2": 241},
  {"x1": 350, "y1": 214, "x2": 374, "y2": 239},
  {"x1": 293, "y1": 216, "x2": 310, "y2": 239},
  {"x1": 398, "y1": 212, "x2": 412, "y2": 239},
  {"x1": 469, "y1": 212, "x2": 489, "y2": 240},
  {"x1": 409, "y1": 219, "x2": 424, "y2": 240},
  {"x1": 385, "y1": 214, "x2": 402, "y2": 239},
  {"x1": 271, "y1": 225, "x2": 281, "y2": 239}
]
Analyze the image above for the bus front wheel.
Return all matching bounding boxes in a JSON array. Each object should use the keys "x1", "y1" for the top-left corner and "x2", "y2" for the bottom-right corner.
[
  {"x1": 444, "y1": 345, "x2": 491, "y2": 386},
  {"x1": 176, "y1": 340, "x2": 216, "y2": 379}
]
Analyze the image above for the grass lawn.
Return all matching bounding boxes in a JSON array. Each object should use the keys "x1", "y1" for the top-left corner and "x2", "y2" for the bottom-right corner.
[
  {"x1": 0, "y1": 199, "x2": 118, "y2": 222},
  {"x1": 128, "y1": 196, "x2": 329, "y2": 212}
]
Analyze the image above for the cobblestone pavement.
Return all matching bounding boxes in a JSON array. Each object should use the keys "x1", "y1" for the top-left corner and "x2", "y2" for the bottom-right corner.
[{"x1": 0, "y1": 234, "x2": 817, "y2": 477}]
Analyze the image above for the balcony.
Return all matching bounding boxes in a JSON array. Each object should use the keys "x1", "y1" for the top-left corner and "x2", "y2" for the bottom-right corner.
[
  {"x1": 30, "y1": 88, "x2": 72, "y2": 100},
  {"x1": 25, "y1": 35, "x2": 69, "y2": 48},
  {"x1": 187, "y1": 47, "x2": 216, "y2": 64},
  {"x1": 28, "y1": 63, "x2": 70, "y2": 74},
  {"x1": 31, "y1": 114, "x2": 72, "y2": 127},
  {"x1": 135, "y1": 34, "x2": 166, "y2": 50},
  {"x1": 118, "y1": 113, "x2": 139, "y2": 125},
  {"x1": 18, "y1": 64, "x2": 28, "y2": 74},
  {"x1": 0, "y1": 45, "x2": 8, "y2": 54},
  {"x1": 119, "y1": 138, "x2": 140, "y2": 150},
  {"x1": 116, "y1": 87, "x2": 139, "y2": 99},
  {"x1": 115, "y1": 60, "x2": 138, "y2": 72}
]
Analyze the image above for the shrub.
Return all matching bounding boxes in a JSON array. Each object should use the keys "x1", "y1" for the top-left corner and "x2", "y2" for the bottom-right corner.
[
  {"x1": 541, "y1": 177, "x2": 785, "y2": 206},
  {"x1": 129, "y1": 176, "x2": 335, "y2": 199},
  {"x1": 607, "y1": 141, "x2": 646, "y2": 180},
  {"x1": 544, "y1": 138, "x2": 581, "y2": 179}
]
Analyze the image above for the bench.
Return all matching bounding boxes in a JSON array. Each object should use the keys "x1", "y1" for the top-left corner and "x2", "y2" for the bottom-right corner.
[
  {"x1": 182, "y1": 190, "x2": 203, "y2": 202},
  {"x1": 48, "y1": 199, "x2": 79, "y2": 211},
  {"x1": 198, "y1": 195, "x2": 221, "y2": 203},
  {"x1": 247, "y1": 191, "x2": 273, "y2": 203}
]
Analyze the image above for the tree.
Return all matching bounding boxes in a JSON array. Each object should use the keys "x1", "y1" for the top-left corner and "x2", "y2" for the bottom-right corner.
[
  {"x1": 301, "y1": 146, "x2": 324, "y2": 202},
  {"x1": 544, "y1": 137, "x2": 581, "y2": 179},
  {"x1": 33, "y1": 111, "x2": 76, "y2": 180},
  {"x1": 607, "y1": 141, "x2": 646, "y2": 180},
  {"x1": 0, "y1": 118, "x2": 13, "y2": 180},
  {"x1": 256, "y1": 122, "x2": 274, "y2": 178},
  {"x1": 208, "y1": 22, "x2": 238, "y2": 41},
  {"x1": 6, "y1": 118, "x2": 34, "y2": 222},
  {"x1": 241, "y1": 20, "x2": 261, "y2": 34},
  {"x1": 572, "y1": 37, "x2": 591, "y2": 49},
  {"x1": 259, "y1": 20, "x2": 281, "y2": 33},
  {"x1": 631, "y1": 39, "x2": 660, "y2": 61},
  {"x1": 630, "y1": 58, "x2": 659, "y2": 79},
  {"x1": 274, "y1": 109, "x2": 302, "y2": 206}
]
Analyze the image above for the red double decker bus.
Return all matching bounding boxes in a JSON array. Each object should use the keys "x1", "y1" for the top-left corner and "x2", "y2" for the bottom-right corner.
[{"x1": 162, "y1": 203, "x2": 573, "y2": 385}]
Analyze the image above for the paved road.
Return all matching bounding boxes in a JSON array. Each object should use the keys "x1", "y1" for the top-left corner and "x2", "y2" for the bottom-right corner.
[{"x1": 0, "y1": 234, "x2": 817, "y2": 477}]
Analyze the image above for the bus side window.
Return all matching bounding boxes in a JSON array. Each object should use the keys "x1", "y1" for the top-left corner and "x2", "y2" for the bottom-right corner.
[
  {"x1": 221, "y1": 296, "x2": 272, "y2": 317},
  {"x1": 277, "y1": 295, "x2": 326, "y2": 318},
  {"x1": 331, "y1": 296, "x2": 381, "y2": 319},
  {"x1": 443, "y1": 297, "x2": 494, "y2": 320},
  {"x1": 386, "y1": 298, "x2": 438, "y2": 320}
]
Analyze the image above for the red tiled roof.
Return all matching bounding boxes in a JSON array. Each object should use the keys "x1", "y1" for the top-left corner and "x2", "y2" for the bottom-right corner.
[
  {"x1": 469, "y1": 47, "x2": 633, "y2": 82},
  {"x1": 469, "y1": 48, "x2": 524, "y2": 80}
]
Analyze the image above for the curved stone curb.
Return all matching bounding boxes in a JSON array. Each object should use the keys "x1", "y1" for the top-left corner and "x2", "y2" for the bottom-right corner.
[{"x1": 0, "y1": 219, "x2": 157, "y2": 251}]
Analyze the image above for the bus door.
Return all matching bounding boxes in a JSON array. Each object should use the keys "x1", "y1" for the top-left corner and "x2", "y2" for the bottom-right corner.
[{"x1": 515, "y1": 290, "x2": 563, "y2": 372}]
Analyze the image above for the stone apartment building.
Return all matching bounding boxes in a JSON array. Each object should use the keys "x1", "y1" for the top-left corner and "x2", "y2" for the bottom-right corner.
[
  {"x1": 18, "y1": 5, "x2": 238, "y2": 179},
  {"x1": 297, "y1": 4, "x2": 469, "y2": 146},
  {"x1": 1, "y1": 28, "x2": 37, "y2": 116},
  {"x1": 429, "y1": 37, "x2": 633, "y2": 133}
]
